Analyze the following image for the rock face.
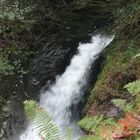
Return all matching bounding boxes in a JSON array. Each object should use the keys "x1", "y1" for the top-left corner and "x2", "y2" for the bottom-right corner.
[
  {"x1": 24, "y1": 32, "x2": 87, "y2": 99},
  {"x1": 23, "y1": 0, "x2": 124, "y2": 99},
  {"x1": 0, "y1": 102, "x2": 9, "y2": 140}
]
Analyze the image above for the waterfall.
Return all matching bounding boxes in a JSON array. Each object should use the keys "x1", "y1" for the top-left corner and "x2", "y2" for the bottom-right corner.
[{"x1": 20, "y1": 34, "x2": 114, "y2": 140}]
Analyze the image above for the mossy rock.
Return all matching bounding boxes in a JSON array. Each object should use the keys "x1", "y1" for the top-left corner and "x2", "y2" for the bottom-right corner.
[{"x1": 84, "y1": 35, "x2": 140, "y2": 116}]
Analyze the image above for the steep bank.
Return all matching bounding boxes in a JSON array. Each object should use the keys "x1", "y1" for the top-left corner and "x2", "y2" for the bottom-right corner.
[
  {"x1": 85, "y1": 36, "x2": 140, "y2": 117},
  {"x1": 85, "y1": 0, "x2": 140, "y2": 117},
  {"x1": 80, "y1": 1, "x2": 140, "y2": 139}
]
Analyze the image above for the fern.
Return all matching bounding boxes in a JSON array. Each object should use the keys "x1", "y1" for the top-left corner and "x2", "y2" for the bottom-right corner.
[
  {"x1": 123, "y1": 102, "x2": 135, "y2": 112},
  {"x1": 132, "y1": 53, "x2": 140, "y2": 58},
  {"x1": 111, "y1": 99, "x2": 126, "y2": 110},
  {"x1": 79, "y1": 135, "x2": 101, "y2": 140},
  {"x1": 0, "y1": 56, "x2": 13, "y2": 74},
  {"x1": 78, "y1": 115, "x2": 116, "y2": 134},
  {"x1": 102, "y1": 118, "x2": 116, "y2": 126},
  {"x1": 78, "y1": 115, "x2": 103, "y2": 133},
  {"x1": 63, "y1": 128, "x2": 72, "y2": 140},
  {"x1": 24, "y1": 100, "x2": 60, "y2": 140},
  {"x1": 78, "y1": 115, "x2": 117, "y2": 140},
  {"x1": 124, "y1": 80, "x2": 140, "y2": 95},
  {"x1": 111, "y1": 98, "x2": 135, "y2": 112}
]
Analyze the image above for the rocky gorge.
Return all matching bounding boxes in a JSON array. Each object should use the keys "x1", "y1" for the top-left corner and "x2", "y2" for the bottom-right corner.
[{"x1": 0, "y1": 0, "x2": 140, "y2": 140}]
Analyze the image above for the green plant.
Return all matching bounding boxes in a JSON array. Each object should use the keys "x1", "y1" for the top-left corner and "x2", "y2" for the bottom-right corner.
[
  {"x1": 111, "y1": 99, "x2": 126, "y2": 110},
  {"x1": 111, "y1": 79, "x2": 140, "y2": 112},
  {"x1": 111, "y1": 99, "x2": 135, "y2": 112},
  {"x1": 78, "y1": 115, "x2": 116, "y2": 138},
  {"x1": 124, "y1": 80, "x2": 140, "y2": 96},
  {"x1": 24, "y1": 100, "x2": 73, "y2": 140},
  {"x1": 113, "y1": 1, "x2": 140, "y2": 37},
  {"x1": 79, "y1": 78, "x2": 140, "y2": 139},
  {"x1": 24, "y1": 100, "x2": 60, "y2": 140},
  {"x1": 79, "y1": 135, "x2": 101, "y2": 140},
  {"x1": 78, "y1": 115, "x2": 104, "y2": 133},
  {"x1": 0, "y1": 56, "x2": 13, "y2": 74},
  {"x1": 0, "y1": 0, "x2": 37, "y2": 75},
  {"x1": 0, "y1": 0, "x2": 35, "y2": 38}
]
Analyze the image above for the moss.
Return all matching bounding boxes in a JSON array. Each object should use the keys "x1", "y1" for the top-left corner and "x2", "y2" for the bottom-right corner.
[{"x1": 84, "y1": 35, "x2": 140, "y2": 115}]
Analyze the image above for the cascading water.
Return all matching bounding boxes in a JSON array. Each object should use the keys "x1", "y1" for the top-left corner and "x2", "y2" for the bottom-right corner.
[{"x1": 20, "y1": 34, "x2": 114, "y2": 140}]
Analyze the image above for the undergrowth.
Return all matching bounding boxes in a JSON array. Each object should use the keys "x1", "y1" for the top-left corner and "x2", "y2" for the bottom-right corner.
[
  {"x1": 0, "y1": 0, "x2": 36, "y2": 74},
  {"x1": 81, "y1": 1, "x2": 140, "y2": 139},
  {"x1": 79, "y1": 79, "x2": 140, "y2": 140}
]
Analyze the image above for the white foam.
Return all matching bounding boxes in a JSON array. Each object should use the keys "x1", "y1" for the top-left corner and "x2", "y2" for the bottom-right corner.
[{"x1": 20, "y1": 34, "x2": 114, "y2": 140}]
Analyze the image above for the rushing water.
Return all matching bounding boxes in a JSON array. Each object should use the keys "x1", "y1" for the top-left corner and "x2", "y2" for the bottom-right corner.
[{"x1": 20, "y1": 34, "x2": 114, "y2": 140}]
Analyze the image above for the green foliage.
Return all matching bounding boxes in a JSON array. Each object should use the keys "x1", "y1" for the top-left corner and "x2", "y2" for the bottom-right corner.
[
  {"x1": 111, "y1": 98, "x2": 135, "y2": 112},
  {"x1": 123, "y1": 80, "x2": 140, "y2": 113},
  {"x1": 113, "y1": 0, "x2": 140, "y2": 37},
  {"x1": 124, "y1": 80, "x2": 140, "y2": 96},
  {"x1": 0, "y1": 56, "x2": 13, "y2": 74},
  {"x1": 78, "y1": 115, "x2": 103, "y2": 133},
  {"x1": 79, "y1": 135, "x2": 101, "y2": 140},
  {"x1": 0, "y1": 0, "x2": 35, "y2": 37},
  {"x1": 24, "y1": 100, "x2": 60, "y2": 140},
  {"x1": 82, "y1": 1, "x2": 140, "y2": 139},
  {"x1": 123, "y1": 102, "x2": 135, "y2": 112},
  {"x1": 78, "y1": 115, "x2": 117, "y2": 140},
  {"x1": 111, "y1": 79, "x2": 140, "y2": 112},
  {"x1": 0, "y1": 46, "x2": 31, "y2": 74},
  {"x1": 0, "y1": 0, "x2": 35, "y2": 21},
  {"x1": 63, "y1": 128, "x2": 72, "y2": 140},
  {"x1": 0, "y1": 0, "x2": 37, "y2": 75},
  {"x1": 78, "y1": 115, "x2": 116, "y2": 133},
  {"x1": 111, "y1": 99, "x2": 126, "y2": 110}
]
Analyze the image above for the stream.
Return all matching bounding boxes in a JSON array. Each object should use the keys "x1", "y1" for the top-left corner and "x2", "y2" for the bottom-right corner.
[{"x1": 19, "y1": 34, "x2": 114, "y2": 140}]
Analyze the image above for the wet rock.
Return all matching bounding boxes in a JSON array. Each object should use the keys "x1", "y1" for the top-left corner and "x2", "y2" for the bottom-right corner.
[
  {"x1": 0, "y1": 102, "x2": 10, "y2": 140},
  {"x1": 2, "y1": 122, "x2": 7, "y2": 130},
  {"x1": 0, "y1": 128, "x2": 4, "y2": 138},
  {"x1": 6, "y1": 98, "x2": 26, "y2": 140},
  {"x1": 24, "y1": 32, "x2": 91, "y2": 99},
  {"x1": 2, "y1": 106, "x2": 9, "y2": 113},
  {"x1": 23, "y1": 0, "x2": 123, "y2": 99}
]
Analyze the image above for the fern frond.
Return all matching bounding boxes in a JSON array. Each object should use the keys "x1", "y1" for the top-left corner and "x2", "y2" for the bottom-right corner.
[
  {"x1": 102, "y1": 118, "x2": 116, "y2": 126},
  {"x1": 24, "y1": 100, "x2": 40, "y2": 120},
  {"x1": 124, "y1": 80, "x2": 140, "y2": 95},
  {"x1": 78, "y1": 114, "x2": 117, "y2": 138},
  {"x1": 24, "y1": 100, "x2": 60, "y2": 140},
  {"x1": 63, "y1": 128, "x2": 72, "y2": 140},
  {"x1": 111, "y1": 99, "x2": 126, "y2": 110},
  {"x1": 123, "y1": 102, "x2": 135, "y2": 112},
  {"x1": 111, "y1": 98, "x2": 135, "y2": 112}
]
